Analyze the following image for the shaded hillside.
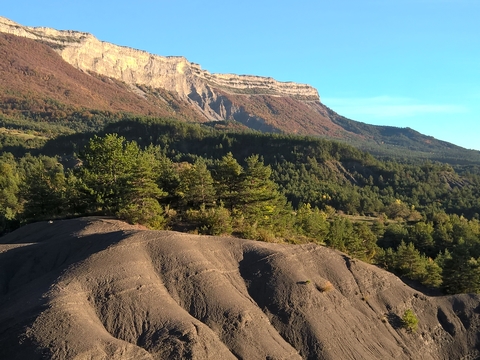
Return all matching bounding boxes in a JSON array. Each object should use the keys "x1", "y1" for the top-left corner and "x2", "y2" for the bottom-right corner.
[
  {"x1": 325, "y1": 107, "x2": 480, "y2": 164},
  {"x1": 0, "y1": 218, "x2": 479, "y2": 359},
  {"x1": 216, "y1": 92, "x2": 351, "y2": 137},
  {"x1": 31, "y1": 118, "x2": 480, "y2": 220}
]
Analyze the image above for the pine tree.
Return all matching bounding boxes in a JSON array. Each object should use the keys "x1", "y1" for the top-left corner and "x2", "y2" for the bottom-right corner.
[
  {"x1": 77, "y1": 134, "x2": 138, "y2": 215},
  {"x1": 402, "y1": 309, "x2": 419, "y2": 332},
  {"x1": 395, "y1": 241, "x2": 426, "y2": 280},
  {"x1": 421, "y1": 257, "x2": 443, "y2": 288},
  {"x1": 442, "y1": 245, "x2": 480, "y2": 294},
  {"x1": 0, "y1": 157, "x2": 22, "y2": 231},
  {"x1": 117, "y1": 146, "x2": 167, "y2": 229},
  {"x1": 294, "y1": 203, "x2": 329, "y2": 242},
  {"x1": 239, "y1": 155, "x2": 287, "y2": 225},
  {"x1": 177, "y1": 158, "x2": 216, "y2": 209},
  {"x1": 326, "y1": 217, "x2": 353, "y2": 252},
  {"x1": 64, "y1": 170, "x2": 90, "y2": 216},
  {"x1": 213, "y1": 152, "x2": 243, "y2": 211},
  {"x1": 21, "y1": 157, "x2": 66, "y2": 220},
  {"x1": 409, "y1": 222, "x2": 435, "y2": 256},
  {"x1": 351, "y1": 222, "x2": 378, "y2": 262},
  {"x1": 77, "y1": 135, "x2": 167, "y2": 228},
  {"x1": 374, "y1": 247, "x2": 396, "y2": 270}
]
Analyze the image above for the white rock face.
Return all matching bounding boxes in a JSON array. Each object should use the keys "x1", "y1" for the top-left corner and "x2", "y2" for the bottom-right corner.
[{"x1": 0, "y1": 16, "x2": 320, "y2": 103}]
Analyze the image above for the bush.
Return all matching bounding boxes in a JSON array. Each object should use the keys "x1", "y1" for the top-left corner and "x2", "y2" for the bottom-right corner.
[
  {"x1": 117, "y1": 199, "x2": 166, "y2": 230},
  {"x1": 186, "y1": 205, "x2": 232, "y2": 236},
  {"x1": 402, "y1": 309, "x2": 419, "y2": 332}
]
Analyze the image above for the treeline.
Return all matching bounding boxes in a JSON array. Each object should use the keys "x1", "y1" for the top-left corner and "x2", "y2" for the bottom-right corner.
[
  {"x1": 90, "y1": 118, "x2": 480, "y2": 219},
  {"x1": 0, "y1": 134, "x2": 291, "y2": 239}
]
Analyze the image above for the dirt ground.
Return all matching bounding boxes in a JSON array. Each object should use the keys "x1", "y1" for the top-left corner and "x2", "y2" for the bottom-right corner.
[{"x1": 0, "y1": 218, "x2": 479, "y2": 359}]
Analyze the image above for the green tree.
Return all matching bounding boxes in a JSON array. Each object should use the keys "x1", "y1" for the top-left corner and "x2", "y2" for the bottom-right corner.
[
  {"x1": 177, "y1": 158, "x2": 216, "y2": 209},
  {"x1": 380, "y1": 223, "x2": 408, "y2": 249},
  {"x1": 117, "y1": 146, "x2": 167, "y2": 229},
  {"x1": 77, "y1": 135, "x2": 166, "y2": 228},
  {"x1": 155, "y1": 152, "x2": 180, "y2": 203},
  {"x1": 294, "y1": 203, "x2": 329, "y2": 242},
  {"x1": 326, "y1": 217, "x2": 354, "y2": 252},
  {"x1": 395, "y1": 241, "x2": 426, "y2": 280},
  {"x1": 186, "y1": 204, "x2": 232, "y2": 235},
  {"x1": 63, "y1": 170, "x2": 89, "y2": 216},
  {"x1": 409, "y1": 222, "x2": 435, "y2": 256},
  {"x1": 77, "y1": 134, "x2": 139, "y2": 215},
  {"x1": 351, "y1": 222, "x2": 378, "y2": 262},
  {"x1": 442, "y1": 246, "x2": 480, "y2": 294},
  {"x1": 239, "y1": 155, "x2": 289, "y2": 230},
  {"x1": 374, "y1": 247, "x2": 396, "y2": 270},
  {"x1": 21, "y1": 157, "x2": 66, "y2": 220},
  {"x1": 384, "y1": 199, "x2": 411, "y2": 220},
  {"x1": 0, "y1": 155, "x2": 22, "y2": 231},
  {"x1": 213, "y1": 152, "x2": 243, "y2": 211},
  {"x1": 421, "y1": 258, "x2": 443, "y2": 288}
]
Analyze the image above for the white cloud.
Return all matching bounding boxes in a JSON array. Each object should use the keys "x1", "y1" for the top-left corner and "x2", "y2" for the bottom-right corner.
[{"x1": 322, "y1": 96, "x2": 467, "y2": 118}]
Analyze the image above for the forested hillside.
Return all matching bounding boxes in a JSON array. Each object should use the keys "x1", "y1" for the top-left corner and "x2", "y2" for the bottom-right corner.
[{"x1": 2, "y1": 117, "x2": 480, "y2": 295}]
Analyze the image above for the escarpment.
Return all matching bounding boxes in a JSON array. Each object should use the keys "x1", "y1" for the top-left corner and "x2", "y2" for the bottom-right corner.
[
  {"x1": 0, "y1": 16, "x2": 337, "y2": 133},
  {"x1": 0, "y1": 17, "x2": 321, "y2": 120}
]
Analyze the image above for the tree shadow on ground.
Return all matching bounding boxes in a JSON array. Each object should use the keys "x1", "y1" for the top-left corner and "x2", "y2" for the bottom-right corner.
[{"x1": 387, "y1": 312, "x2": 403, "y2": 330}]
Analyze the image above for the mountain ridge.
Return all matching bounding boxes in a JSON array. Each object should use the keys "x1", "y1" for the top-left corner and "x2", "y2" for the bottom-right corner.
[
  {"x1": 0, "y1": 16, "x2": 319, "y2": 100},
  {"x1": 1, "y1": 15, "x2": 480, "y2": 164}
]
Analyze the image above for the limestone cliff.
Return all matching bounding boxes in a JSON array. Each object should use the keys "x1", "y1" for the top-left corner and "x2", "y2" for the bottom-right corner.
[{"x1": 0, "y1": 16, "x2": 320, "y2": 123}]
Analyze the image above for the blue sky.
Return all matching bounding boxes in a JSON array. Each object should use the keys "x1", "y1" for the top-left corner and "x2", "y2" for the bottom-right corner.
[{"x1": 2, "y1": 0, "x2": 480, "y2": 150}]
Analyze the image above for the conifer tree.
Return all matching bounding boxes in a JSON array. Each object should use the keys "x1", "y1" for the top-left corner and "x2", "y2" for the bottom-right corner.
[
  {"x1": 117, "y1": 146, "x2": 167, "y2": 229},
  {"x1": 213, "y1": 152, "x2": 243, "y2": 211},
  {"x1": 77, "y1": 135, "x2": 166, "y2": 228},
  {"x1": 178, "y1": 158, "x2": 216, "y2": 209},
  {"x1": 77, "y1": 134, "x2": 138, "y2": 214},
  {"x1": 0, "y1": 157, "x2": 22, "y2": 231},
  {"x1": 421, "y1": 258, "x2": 443, "y2": 288},
  {"x1": 442, "y1": 245, "x2": 480, "y2": 294},
  {"x1": 239, "y1": 155, "x2": 288, "y2": 229},
  {"x1": 326, "y1": 217, "x2": 353, "y2": 252},
  {"x1": 21, "y1": 157, "x2": 66, "y2": 220},
  {"x1": 395, "y1": 241, "x2": 425, "y2": 280},
  {"x1": 352, "y1": 222, "x2": 378, "y2": 262},
  {"x1": 294, "y1": 203, "x2": 329, "y2": 242}
]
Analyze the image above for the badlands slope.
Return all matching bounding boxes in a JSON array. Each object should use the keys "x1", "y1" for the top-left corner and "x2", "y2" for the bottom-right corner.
[{"x1": 0, "y1": 218, "x2": 479, "y2": 359}]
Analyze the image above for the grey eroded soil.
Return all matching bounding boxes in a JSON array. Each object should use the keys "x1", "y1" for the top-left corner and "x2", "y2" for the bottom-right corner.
[{"x1": 0, "y1": 218, "x2": 479, "y2": 359}]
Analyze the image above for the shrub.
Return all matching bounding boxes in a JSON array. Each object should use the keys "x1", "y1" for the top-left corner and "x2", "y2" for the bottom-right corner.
[
  {"x1": 117, "y1": 199, "x2": 166, "y2": 230},
  {"x1": 402, "y1": 309, "x2": 419, "y2": 332},
  {"x1": 186, "y1": 205, "x2": 232, "y2": 236}
]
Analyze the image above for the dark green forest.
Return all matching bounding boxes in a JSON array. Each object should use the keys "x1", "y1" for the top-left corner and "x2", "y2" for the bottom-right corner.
[{"x1": 2, "y1": 116, "x2": 480, "y2": 295}]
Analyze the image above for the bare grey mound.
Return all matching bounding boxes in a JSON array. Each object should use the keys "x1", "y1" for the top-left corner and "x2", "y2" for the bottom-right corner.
[{"x1": 0, "y1": 218, "x2": 479, "y2": 360}]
